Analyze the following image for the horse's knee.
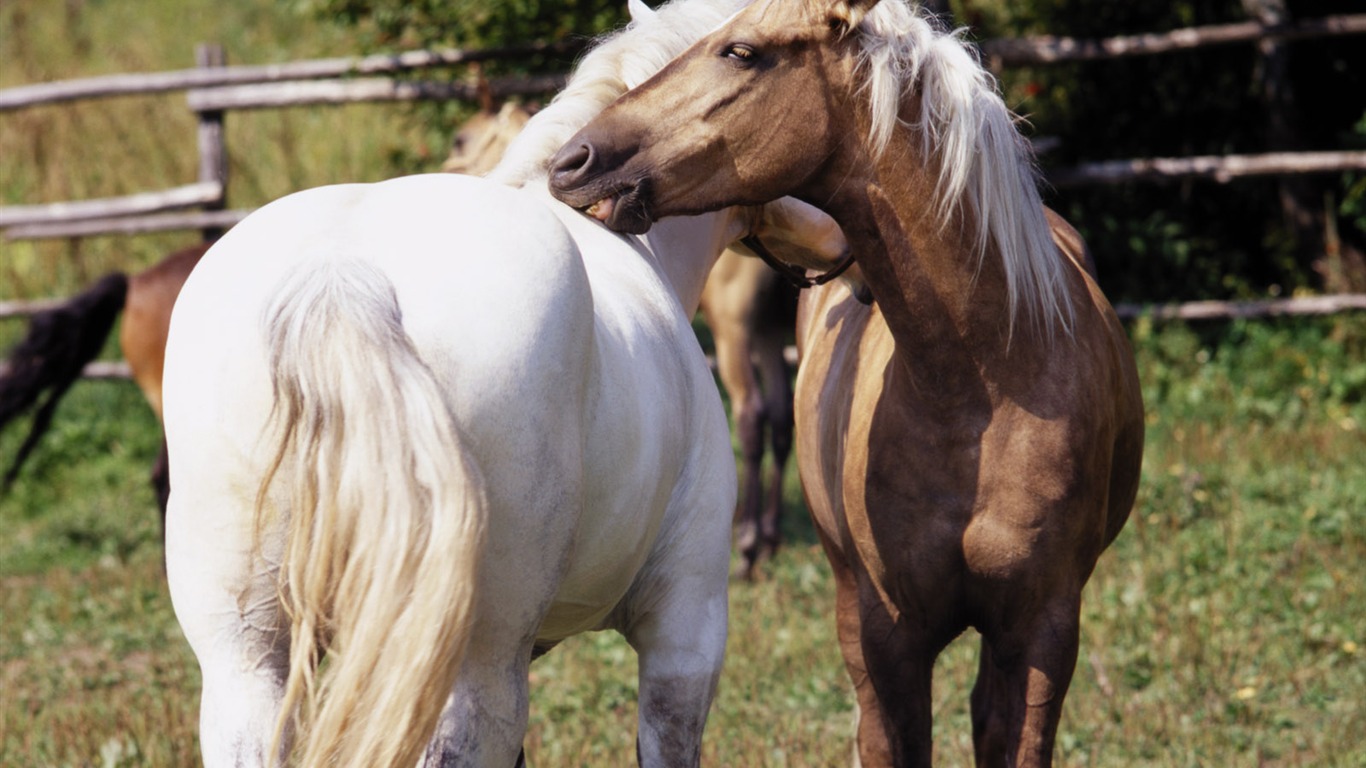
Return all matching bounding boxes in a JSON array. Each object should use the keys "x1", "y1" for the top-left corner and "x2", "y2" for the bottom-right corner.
[{"x1": 734, "y1": 396, "x2": 767, "y2": 463}]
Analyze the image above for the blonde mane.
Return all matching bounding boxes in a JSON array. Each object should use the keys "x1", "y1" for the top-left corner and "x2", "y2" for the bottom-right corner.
[
  {"x1": 855, "y1": 0, "x2": 1074, "y2": 339},
  {"x1": 488, "y1": 0, "x2": 747, "y2": 187}
]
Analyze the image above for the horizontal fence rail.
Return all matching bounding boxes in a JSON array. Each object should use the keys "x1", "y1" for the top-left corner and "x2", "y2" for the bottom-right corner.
[
  {"x1": 982, "y1": 13, "x2": 1366, "y2": 66},
  {"x1": 187, "y1": 73, "x2": 566, "y2": 112},
  {"x1": 1049, "y1": 150, "x2": 1366, "y2": 188},
  {"x1": 1112, "y1": 294, "x2": 1366, "y2": 320},
  {"x1": 0, "y1": 360, "x2": 130, "y2": 380},
  {"x1": 0, "y1": 40, "x2": 584, "y2": 111},
  {"x1": 0, "y1": 182, "x2": 223, "y2": 228},
  {"x1": 13, "y1": 151, "x2": 1362, "y2": 240},
  {"x1": 4, "y1": 210, "x2": 250, "y2": 240},
  {"x1": 30, "y1": 292, "x2": 1366, "y2": 385}
]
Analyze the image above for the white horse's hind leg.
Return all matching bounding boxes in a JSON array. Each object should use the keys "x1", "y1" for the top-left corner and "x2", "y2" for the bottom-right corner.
[
  {"x1": 622, "y1": 464, "x2": 732, "y2": 767},
  {"x1": 166, "y1": 486, "x2": 290, "y2": 767},
  {"x1": 423, "y1": 637, "x2": 532, "y2": 766},
  {"x1": 627, "y1": 571, "x2": 729, "y2": 767}
]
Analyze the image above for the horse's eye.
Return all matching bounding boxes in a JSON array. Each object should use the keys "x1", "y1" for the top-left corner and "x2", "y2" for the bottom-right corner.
[{"x1": 723, "y1": 43, "x2": 756, "y2": 66}]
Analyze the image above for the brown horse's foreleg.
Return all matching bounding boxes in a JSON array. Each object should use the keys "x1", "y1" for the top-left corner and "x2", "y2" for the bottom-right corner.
[
  {"x1": 822, "y1": 534, "x2": 934, "y2": 768},
  {"x1": 971, "y1": 598, "x2": 1081, "y2": 768},
  {"x1": 857, "y1": 612, "x2": 936, "y2": 768}
]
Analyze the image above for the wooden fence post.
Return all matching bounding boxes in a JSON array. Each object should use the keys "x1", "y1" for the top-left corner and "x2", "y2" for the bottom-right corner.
[{"x1": 195, "y1": 43, "x2": 228, "y2": 242}]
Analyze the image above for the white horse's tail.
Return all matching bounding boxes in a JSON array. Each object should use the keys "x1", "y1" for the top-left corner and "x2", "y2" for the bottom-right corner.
[{"x1": 257, "y1": 258, "x2": 486, "y2": 767}]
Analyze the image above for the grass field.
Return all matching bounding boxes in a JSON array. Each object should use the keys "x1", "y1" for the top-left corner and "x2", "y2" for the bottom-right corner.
[
  {"x1": 2, "y1": 316, "x2": 1364, "y2": 766},
  {"x1": 3, "y1": 0, "x2": 1364, "y2": 764}
]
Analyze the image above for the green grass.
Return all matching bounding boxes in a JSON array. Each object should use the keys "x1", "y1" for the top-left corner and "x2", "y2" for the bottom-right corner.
[{"x1": 3, "y1": 317, "x2": 1365, "y2": 766}]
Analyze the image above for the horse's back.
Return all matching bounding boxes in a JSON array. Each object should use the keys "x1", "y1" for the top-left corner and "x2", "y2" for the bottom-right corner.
[{"x1": 168, "y1": 174, "x2": 588, "y2": 386}]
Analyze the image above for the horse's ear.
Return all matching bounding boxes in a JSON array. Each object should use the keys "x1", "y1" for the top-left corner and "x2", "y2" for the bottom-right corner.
[
  {"x1": 471, "y1": 62, "x2": 494, "y2": 113},
  {"x1": 628, "y1": 0, "x2": 656, "y2": 23},
  {"x1": 827, "y1": 0, "x2": 881, "y2": 33}
]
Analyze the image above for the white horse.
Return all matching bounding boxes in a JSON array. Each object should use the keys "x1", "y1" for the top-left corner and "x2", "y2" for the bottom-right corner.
[{"x1": 162, "y1": 0, "x2": 846, "y2": 765}]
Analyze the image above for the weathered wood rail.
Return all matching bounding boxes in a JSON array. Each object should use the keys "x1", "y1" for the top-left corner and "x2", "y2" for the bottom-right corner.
[
  {"x1": 982, "y1": 13, "x2": 1366, "y2": 66},
  {"x1": 0, "y1": 40, "x2": 583, "y2": 111}
]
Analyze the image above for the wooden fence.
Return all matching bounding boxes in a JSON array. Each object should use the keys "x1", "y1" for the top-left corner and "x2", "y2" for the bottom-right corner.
[{"x1": 2, "y1": 11, "x2": 1366, "y2": 346}]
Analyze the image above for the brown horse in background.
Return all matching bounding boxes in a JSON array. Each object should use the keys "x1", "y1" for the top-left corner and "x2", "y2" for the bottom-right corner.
[
  {"x1": 0, "y1": 243, "x2": 207, "y2": 516},
  {"x1": 448, "y1": 100, "x2": 802, "y2": 580},
  {"x1": 547, "y1": 0, "x2": 1144, "y2": 762},
  {"x1": 699, "y1": 249, "x2": 797, "y2": 578}
]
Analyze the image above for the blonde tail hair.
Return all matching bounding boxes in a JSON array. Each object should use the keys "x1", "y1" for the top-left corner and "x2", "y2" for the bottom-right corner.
[{"x1": 257, "y1": 257, "x2": 486, "y2": 767}]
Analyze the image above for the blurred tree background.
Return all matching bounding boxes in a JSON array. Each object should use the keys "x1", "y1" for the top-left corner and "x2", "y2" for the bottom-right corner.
[
  {"x1": 305, "y1": 0, "x2": 1366, "y2": 304},
  {"x1": 949, "y1": 0, "x2": 1366, "y2": 303},
  {"x1": 292, "y1": 0, "x2": 629, "y2": 161}
]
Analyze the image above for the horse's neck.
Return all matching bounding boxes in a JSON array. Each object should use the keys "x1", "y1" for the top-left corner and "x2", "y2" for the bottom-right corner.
[
  {"x1": 643, "y1": 211, "x2": 747, "y2": 316},
  {"x1": 828, "y1": 132, "x2": 1017, "y2": 390}
]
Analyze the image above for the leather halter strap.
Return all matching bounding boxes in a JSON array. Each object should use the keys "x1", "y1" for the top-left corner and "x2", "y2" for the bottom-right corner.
[{"x1": 740, "y1": 235, "x2": 856, "y2": 290}]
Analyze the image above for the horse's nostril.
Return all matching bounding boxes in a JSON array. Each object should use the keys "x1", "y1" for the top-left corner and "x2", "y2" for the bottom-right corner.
[{"x1": 550, "y1": 143, "x2": 596, "y2": 181}]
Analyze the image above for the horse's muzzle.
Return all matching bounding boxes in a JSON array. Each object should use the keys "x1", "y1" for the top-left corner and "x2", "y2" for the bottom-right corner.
[{"x1": 548, "y1": 142, "x2": 655, "y2": 235}]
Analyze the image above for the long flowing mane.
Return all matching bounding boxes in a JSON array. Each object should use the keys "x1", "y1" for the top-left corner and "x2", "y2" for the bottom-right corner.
[
  {"x1": 855, "y1": 0, "x2": 1074, "y2": 339},
  {"x1": 489, "y1": 0, "x2": 747, "y2": 187}
]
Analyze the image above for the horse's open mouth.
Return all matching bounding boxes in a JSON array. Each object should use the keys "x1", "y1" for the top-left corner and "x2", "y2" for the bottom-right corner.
[
  {"x1": 581, "y1": 183, "x2": 652, "y2": 235},
  {"x1": 585, "y1": 197, "x2": 616, "y2": 222}
]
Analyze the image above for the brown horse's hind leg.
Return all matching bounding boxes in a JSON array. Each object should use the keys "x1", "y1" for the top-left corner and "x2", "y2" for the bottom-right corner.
[
  {"x1": 713, "y1": 326, "x2": 767, "y2": 580},
  {"x1": 971, "y1": 599, "x2": 1081, "y2": 768},
  {"x1": 151, "y1": 435, "x2": 170, "y2": 529},
  {"x1": 733, "y1": 395, "x2": 767, "y2": 578},
  {"x1": 754, "y1": 330, "x2": 791, "y2": 566}
]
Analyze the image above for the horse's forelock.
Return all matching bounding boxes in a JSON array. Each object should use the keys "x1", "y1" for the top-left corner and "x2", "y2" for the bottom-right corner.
[
  {"x1": 855, "y1": 0, "x2": 1074, "y2": 340},
  {"x1": 489, "y1": 0, "x2": 749, "y2": 187}
]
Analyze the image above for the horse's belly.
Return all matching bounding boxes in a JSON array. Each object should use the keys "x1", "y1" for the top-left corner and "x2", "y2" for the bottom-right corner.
[{"x1": 537, "y1": 290, "x2": 735, "y2": 642}]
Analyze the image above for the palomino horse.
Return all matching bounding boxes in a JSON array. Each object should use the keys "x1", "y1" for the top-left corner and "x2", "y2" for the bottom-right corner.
[
  {"x1": 547, "y1": 0, "x2": 1145, "y2": 764},
  {"x1": 162, "y1": 0, "x2": 845, "y2": 765},
  {"x1": 0, "y1": 243, "x2": 207, "y2": 514},
  {"x1": 446, "y1": 99, "x2": 803, "y2": 580}
]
